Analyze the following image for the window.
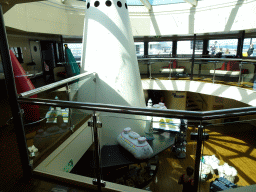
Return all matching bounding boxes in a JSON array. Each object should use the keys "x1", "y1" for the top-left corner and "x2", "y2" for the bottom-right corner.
[
  {"x1": 177, "y1": 40, "x2": 203, "y2": 56},
  {"x1": 243, "y1": 38, "x2": 256, "y2": 57},
  {"x1": 208, "y1": 39, "x2": 238, "y2": 57},
  {"x1": 10, "y1": 47, "x2": 23, "y2": 63},
  {"x1": 148, "y1": 41, "x2": 172, "y2": 56},
  {"x1": 66, "y1": 43, "x2": 83, "y2": 61},
  {"x1": 134, "y1": 42, "x2": 144, "y2": 57}
]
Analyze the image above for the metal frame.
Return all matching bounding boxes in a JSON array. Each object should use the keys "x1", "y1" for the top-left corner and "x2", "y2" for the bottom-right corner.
[
  {"x1": 18, "y1": 97, "x2": 256, "y2": 121},
  {"x1": 19, "y1": 72, "x2": 95, "y2": 98},
  {"x1": 0, "y1": 4, "x2": 32, "y2": 179}
]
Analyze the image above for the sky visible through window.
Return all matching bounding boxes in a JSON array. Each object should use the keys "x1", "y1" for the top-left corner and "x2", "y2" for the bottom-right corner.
[
  {"x1": 116, "y1": 0, "x2": 185, "y2": 6},
  {"x1": 80, "y1": 0, "x2": 189, "y2": 6}
]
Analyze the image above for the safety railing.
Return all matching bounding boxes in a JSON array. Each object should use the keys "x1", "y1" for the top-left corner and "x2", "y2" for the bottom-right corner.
[
  {"x1": 138, "y1": 57, "x2": 256, "y2": 89},
  {"x1": 18, "y1": 92, "x2": 256, "y2": 192}
]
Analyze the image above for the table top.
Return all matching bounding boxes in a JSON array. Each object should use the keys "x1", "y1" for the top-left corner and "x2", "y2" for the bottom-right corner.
[
  {"x1": 100, "y1": 131, "x2": 176, "y2": 168},
  {"x1": 71, "y1": 132, "x2": 177, "y2": 179}
]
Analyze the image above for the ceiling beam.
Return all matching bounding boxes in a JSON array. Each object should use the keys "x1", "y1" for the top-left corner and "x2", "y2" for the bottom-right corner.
[
  {"x1": 139, "y1": 0, "x2": 152, "y2": 11},
  {"x1": 184, "y1": 0, "x2": 197, "y2": 6}
]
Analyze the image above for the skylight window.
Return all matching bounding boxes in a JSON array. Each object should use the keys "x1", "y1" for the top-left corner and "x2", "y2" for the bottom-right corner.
[
  {"x1": 148, "y1": 0, "x2": 185, "y2": 5},
  {"x1": 79, "y1": 0, "x2": 193, "y2": 6},
  {"x1": 126, "y1": 0, "x2": 186, "y2": 5}
]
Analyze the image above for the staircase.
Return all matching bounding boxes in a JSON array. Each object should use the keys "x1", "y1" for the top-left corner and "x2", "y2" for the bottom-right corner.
[{"x1": 186, "y1": 97, "x2": 201, "y2": 111}]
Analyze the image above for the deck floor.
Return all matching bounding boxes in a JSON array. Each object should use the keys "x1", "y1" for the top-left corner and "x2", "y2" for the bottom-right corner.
[{"x1": 148, "y1": 123, "x2": 256, "y2": 192}]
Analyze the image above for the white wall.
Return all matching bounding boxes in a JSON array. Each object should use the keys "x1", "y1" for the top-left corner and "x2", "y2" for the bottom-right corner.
[{"x1": 4, "y1": 0, "x2": 256, "y2": 37}]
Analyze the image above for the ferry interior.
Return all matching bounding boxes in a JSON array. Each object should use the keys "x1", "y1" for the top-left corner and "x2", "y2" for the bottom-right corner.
[{"x1": 1, "y1": 0, "x2": 256, "y2": 192}]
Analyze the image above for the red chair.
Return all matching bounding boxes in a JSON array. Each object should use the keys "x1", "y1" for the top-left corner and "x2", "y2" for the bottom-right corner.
[
  {"x1": 215, "y1": 61, "x2": 249, "y2": 74},
  {"x1": 162, "y1": 60, "x2": 185, "y2": 69}
]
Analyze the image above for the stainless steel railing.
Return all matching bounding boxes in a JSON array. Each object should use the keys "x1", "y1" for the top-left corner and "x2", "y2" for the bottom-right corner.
[
  {"x1": 138, "y1": 57, "x2": 256, "y2": 62},
  {"x1": 19, "y1": 72, "x2": 95, "y2": 98},
  {"x1": 18, "y1": 97, "x2": 256, "y2": 120}
]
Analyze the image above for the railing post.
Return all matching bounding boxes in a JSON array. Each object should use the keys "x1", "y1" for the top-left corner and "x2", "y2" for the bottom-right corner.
[
  {"x1": 0, "y1": 5, "x2": 32, "y2": 178},
  {"x1": 213, "y1": 61, "x2": 216, "y2": 84},
  {"x1": 89, "y1": 112, "x2": 105, "y2": 191},
  {"x1": 238, "y1": 62, "x2": 243, "y2": 85},
  {"x1": 194, "y1": 123, "x2": 204, "y2": 192},
  {"x1": 190, "y1": 34, "x2": 196, "y2": 80}
]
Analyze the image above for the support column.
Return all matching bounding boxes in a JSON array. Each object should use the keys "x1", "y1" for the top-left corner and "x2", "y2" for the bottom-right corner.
[
  {"x1": 172, "y1": 40, "x2": 177, "y2": 57},
  {"x1": 0, "y1": 5, "x2": 32, "y2": 178},
  {"x1": 144, "y1": 41, "x2": 149, "y2": 58},
  {"x1": 237, "y1": 30, "x2": 245, "y2": 58},
  {"x1": 190, "y1": 34, "x2": 196, "y2": 80}
]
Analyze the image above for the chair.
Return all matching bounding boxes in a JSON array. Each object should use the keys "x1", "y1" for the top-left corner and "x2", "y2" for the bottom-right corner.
[
  {"x1": 211, "y1": 61, "x2": 249, "y2": 76},
  {"x1": 160, "y1": 59, "x2": 185, "y2": 74}
]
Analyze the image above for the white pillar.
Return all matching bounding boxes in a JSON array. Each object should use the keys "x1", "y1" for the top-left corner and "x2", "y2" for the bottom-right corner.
[{"x1": 77, "y1": 0, "x2": 146, "y2": 145}]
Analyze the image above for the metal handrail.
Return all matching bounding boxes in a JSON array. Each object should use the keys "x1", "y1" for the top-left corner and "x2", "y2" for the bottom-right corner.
[
  {"x1": 18, "y1": 97, "x2": 256, "y2": 120},
  {"x1": 19, "y1": 72, "x2": 95, "y2": 98},
  {"x1": 138, "y1": 57, "x2": 256, "y2": 62}
]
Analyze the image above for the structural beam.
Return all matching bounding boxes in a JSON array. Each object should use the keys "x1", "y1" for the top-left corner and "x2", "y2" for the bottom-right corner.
[
  {"x1": 139, "y1": 0, "x2": 152, "y2": 11},
  {"x1": 184, "y1": 0, "x2": 197, "y2": 6}
]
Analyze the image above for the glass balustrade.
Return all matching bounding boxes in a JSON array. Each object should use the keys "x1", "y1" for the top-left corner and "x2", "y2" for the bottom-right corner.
[
  {"x1": 138, "y1": 57, "x2": 256, "y2": 90},
  {"x1": 13, "y1": 65, "x2": 256, "y2": 192}
]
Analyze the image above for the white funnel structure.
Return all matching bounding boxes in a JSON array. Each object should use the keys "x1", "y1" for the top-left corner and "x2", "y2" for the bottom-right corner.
[{"x1": 77, "y1": 0, "x2": 146, "y2": 146}]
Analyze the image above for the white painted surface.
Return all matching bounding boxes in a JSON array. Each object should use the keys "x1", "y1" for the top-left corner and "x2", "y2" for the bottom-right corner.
[
  {"x1": 35, "y1": 122, "x2": 93, "y2": 173},
  {"x1": 210, "y1": 70, "x2": 240, "y2": 76},
  {"x1": 77, "y1": 0, "x2": 146, "y2": 146},
  {"x1": 142, "y1": 79, "x2": 256, "y2": 106}
]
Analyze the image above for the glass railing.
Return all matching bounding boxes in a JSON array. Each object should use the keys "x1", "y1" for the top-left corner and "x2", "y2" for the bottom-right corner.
[
  {"x1": 199, "y1": 117, "x2": 256, "y2": 189},
  {"x1": 138, "y1": 57, "x2": 256, "y2": 89},
  {"x1": 97, "y1": 112, "x2": 182, "y2": 190},
  {"x1": 19, "y1": 72, "x2": 95, "y2": 167},
  {"x1": 18, "y1": 80, "x2": 256, "y2": 192}
]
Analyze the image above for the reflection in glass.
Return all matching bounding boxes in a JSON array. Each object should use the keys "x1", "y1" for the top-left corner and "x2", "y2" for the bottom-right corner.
[
  {"x1": 208, "y1": 39, "x2": 238, "y2": 57},
  {"x1": 177, "y1": 40, "x2": 203, "y2": 56},
  {"x1": 135, "y1": 42, "x2": 144, "y2": 56},
  {"x1": 149, "y1": 41, "x2": 172, "y2": 56},
  {"x1": 243, "y1": 38, "x2": 256, "y2": 57},
  {"x1": 66, "y1": 43, "x2": 83, "y2": 62}
]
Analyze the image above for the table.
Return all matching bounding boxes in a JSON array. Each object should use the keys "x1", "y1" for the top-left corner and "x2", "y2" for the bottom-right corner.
[
  {"x1": 100, "y1": 131, "x2": 176, "y2": 168},
  {"x1": 70, "y1": 132, "x2": 176, "y2": 188}
]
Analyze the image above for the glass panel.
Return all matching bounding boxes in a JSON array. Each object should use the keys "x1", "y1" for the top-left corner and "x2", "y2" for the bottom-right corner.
[
  {"x1": 127, "y1": 0, "x2": 201, "y2": 5},
  {"x1": 98, "y1": 112, "x2": 188, "y2": 191},
  {"x1": 177, "y1": 40, "x2": 203, "y2": 57},
  {"x1": 20, "y1": 73, "x2": 95, "y2": 167},
  {"x1": 138, "y1": 58, "x2": 191, "y2": 80},
  {"x1": 201, "y1": 117, "x2": 256, "y2": 187},
  {"x1": 193, "y1": 59, "x2": 215, "y2": 81},
  {"x1": 240, "y1": 62, "x2": 255, "y2": 89},
  {"x1": 66, "y1": 43, "x2": 83, "y2": 62},
  {"x1": 148, "y1": 41, "x2": 173, "y2": 56},
  {"x1": 208, "y1": 39, "x2": 238, "y2": 57},
  {"x1": 243, "y1": 38, "x2": 256, "y2": 57},
  {"x1": 0, "y1": 53, "x2": 4, "y2": 80},
  {"x1": 25, "y1": 104, "x2": 92, "y2": 170},
  {"x1": 149, "y1": 0, "x2": 189, "y2": 5},
  {"x1": 126, "y1": 0, "x2": 143, "y2": 5},
  {"x1": 135, "y1": 42, "x2": 144, "y2": 57}
]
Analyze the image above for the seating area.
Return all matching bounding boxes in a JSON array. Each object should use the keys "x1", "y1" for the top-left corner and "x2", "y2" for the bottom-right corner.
[
  {"x1": 210, "y1": 61, "x2": 249, "y2": 76},
  {"x1": 160, "y1": 59, "x2": 185, "y2": 74}
]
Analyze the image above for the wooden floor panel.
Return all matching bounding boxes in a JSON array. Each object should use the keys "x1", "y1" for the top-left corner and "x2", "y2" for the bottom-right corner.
[{"x1": 149, "y1": 124, "x2": 256, "y2": 192}]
